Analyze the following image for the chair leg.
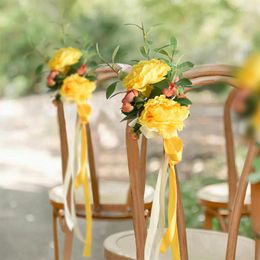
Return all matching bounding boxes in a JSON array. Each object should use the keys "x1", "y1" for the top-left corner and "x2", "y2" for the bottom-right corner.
[
  {"x1": 63, "y1": 229, "x2": 74, "y2": 260},
  {"x1": 203, "y1": 209, "x2": 213, "y2": 229},
  {"x1": 52, "y1": 209, "x2": 60, "y2": 260}
]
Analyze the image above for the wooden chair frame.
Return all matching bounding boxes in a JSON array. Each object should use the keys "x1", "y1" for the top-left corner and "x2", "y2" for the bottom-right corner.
[
  {"x1": 49, "y1": 75, "x2": 152, "y2": 259},
  {"x1": 100, "y1": 64, "x2": 260, "y2": 260}
]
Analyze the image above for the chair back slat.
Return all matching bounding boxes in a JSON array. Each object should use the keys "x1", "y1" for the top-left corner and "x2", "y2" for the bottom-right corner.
[
  {"x1": 86, "y1": 124, "x2": 100, "y2": 209},
  {"x1": 56, "y1": 100, "x2": 101, "y2": 208},
  {"x1": 251, "y1": 183, "x2": 260, "y2": 259},
  {"x1": 56, "y1": 100, "x2": 69, "y2": 181},
  {"x1": 126, "y1": 125, "x2": 146, "y2": 260},
  {"x1": 139, "y1": 136, "x2": 148, "y2": 199},
  {"x1": 175, "y1": 167, "x2": 189, "y2": 260},
  {"x1": 224, "y1": 89, "x2": 239, "y2": 209},
  {"x1": 226, "y1": 141, "x2": 258, "y2": 260}
]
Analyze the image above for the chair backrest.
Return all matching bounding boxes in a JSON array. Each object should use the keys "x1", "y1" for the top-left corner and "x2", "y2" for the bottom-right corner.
[
  {"x1": 109, "y1": 64, "x2": 259, "y2": 260},
  {"x1": 55, "y1": 100, "x2": 100, "y2": 210}
]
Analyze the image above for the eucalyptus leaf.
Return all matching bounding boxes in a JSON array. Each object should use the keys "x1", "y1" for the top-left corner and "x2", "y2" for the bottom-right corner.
[{"x1": 106, "y1": 81, "x2": 118, "y2": 99}]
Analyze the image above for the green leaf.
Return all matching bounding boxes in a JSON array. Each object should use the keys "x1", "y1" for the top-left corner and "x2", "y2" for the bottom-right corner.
[
  {"x1": 170, "y1": 36, "x2": 177, "y2": 49},
  {"x1": 176, "y1": 78, "x2": 192, "y2": 87},
  {"x1": 140, "y1": 46, "x2": 148, "y2": 58},
  {"x1": 248, "y1": 172, "x2": 260, "y2": 184},
  {"x1": 159, "y1": 49, "x2": 170, "y2": 57},
  {"x1": 112, "y1": 45, "x2": 120, "y2": 63},
  {"x1": 178, "y1": 61, "x2": 194, "y2": 73},
  {"x1": 154, "y1": 44, "x2": 171, "y2": 52},
  {"x1": 86, "y1": 75, "x2": 96, "y2": 81},
  {"x1": 154, "y1": 79, "x2": 169, "y2": 90},
  {"x1": 149, "y1": 86, "x2": 163, "y2": 98},
  {"x1": 106, "y1": 82, "x2": 118, "y2": 99},
  {"x1": 175, "y1": 98, "x2": 192, "y2": 106},
  {"x1": 35, "y1": 64, "x2": 44, "y2": 75}
]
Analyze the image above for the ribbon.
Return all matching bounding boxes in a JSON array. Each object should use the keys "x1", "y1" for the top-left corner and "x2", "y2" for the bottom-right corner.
[
  {"x1": 62, "y1": 103, "x2": 92, "y2": 257},
  {"x1": 74, "y1": 123, "x2": 92, "y2": 256},
  {"x1": 145, "y1": 135, "x2": 182, "y2": 260}
]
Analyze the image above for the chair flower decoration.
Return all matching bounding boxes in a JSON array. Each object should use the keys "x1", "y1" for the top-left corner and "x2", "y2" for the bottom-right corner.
[
  {"x1": 98, "y1": 24, "x2": 194, "y2": 260},
  {"x1": 46, "y1": 47, "x2": 96, "y2": 256},
  {"x1": 234, "y1": 54, "x2": 260, "y2": 184}
]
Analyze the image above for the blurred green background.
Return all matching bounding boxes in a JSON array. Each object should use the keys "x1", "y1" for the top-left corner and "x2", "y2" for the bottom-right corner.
[{"x1": 1, "y1": 0, "x2": 260, "y2": 97}]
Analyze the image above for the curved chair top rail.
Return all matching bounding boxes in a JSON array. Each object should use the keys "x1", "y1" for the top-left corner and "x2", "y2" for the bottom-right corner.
[{"x1": 96, "y1": 63, "x2": 240, "y2": 89}]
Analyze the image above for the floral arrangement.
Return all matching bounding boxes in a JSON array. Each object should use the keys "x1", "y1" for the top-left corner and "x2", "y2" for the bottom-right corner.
[
  {"x1": 234, "y1": 54, "x2": 260, "y2": 184},
  {"x1": 46, "y1": 47, "x2": 96, "y2": 256},
  {"x1": 98, "y1": 23, "x2": 194, "y2": 260}
]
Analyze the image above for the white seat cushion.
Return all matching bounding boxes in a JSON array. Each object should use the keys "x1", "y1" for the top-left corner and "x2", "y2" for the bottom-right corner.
[
  {"x1": 103, "y1": 228, "x2": 255, "y2": 260},
  {"x1": 197, "y1": 182, "x2": 251, "y2": 205},
  {"x1": 49, "y1": 180, "x2": 154, "y2": 205}
]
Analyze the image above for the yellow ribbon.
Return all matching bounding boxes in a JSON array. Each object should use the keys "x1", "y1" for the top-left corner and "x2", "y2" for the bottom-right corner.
[
  {"x1": 160, "y1": 136, "x2": 182, "y2": 260},
  {"x1": 74, "y1": 105, "x2": 92, "y2": 257}
]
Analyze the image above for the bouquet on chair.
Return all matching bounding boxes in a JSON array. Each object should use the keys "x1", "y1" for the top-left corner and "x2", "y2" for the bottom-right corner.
[
  {"x1": 98, "y1": 23, "x2": 194, "y2": 260},
  {"x1": 46, "y1": 47, "x2": 96, "y2": 256},
  {"x1": 234, "y1": 54, "x2": 260, "y2": 184}
]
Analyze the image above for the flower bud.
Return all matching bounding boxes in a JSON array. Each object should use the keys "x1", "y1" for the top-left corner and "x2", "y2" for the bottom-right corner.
[
  {"x1": 47, "y1": 70, "x2": 59, "y2": 87},
  {"x1": 121, "y1": 102, "x2": 134, "y2": 113},
  {"x1": 122, "y1": 90, "x2": 138, "y2": 103},
  {"x1": 163, "y1": 82, "x2": 177, "y2": 97},
  {"x1": 77, "y1": 64, "x2": 87, "y2": 76}
]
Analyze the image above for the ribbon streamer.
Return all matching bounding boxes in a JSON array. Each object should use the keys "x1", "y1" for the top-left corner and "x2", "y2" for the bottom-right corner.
[
  {"x1": 145, "y1": 135, "x2": 182, "y2": 260},
  {"x1": 62, "y1": 104, "x2": 92, "y2": 257}
]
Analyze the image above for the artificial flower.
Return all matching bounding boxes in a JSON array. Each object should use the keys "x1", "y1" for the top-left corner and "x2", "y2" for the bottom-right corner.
[
  {"x1": 138, "y1": 95, "x2": 189, "y2": 139},
  {"x1": 48, "y1": 47, "x2": 82, "y2": 73},
  {"x1": 123, "y1": 59, "x2": 170, "y2": 92},
  {"x1": 60, "y1": 74, "x2": 96, "y2": 104}
]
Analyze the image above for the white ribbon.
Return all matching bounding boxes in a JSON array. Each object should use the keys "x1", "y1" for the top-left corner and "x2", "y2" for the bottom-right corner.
[{"x1": 145, "y1": 154, "x2": 168, "y2": 260}]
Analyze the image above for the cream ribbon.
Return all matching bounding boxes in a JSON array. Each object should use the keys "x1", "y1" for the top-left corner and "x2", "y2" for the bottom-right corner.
[
  {"x1": 62, "y1": 105, "x2": 92, "y2": 256},
  {"x1": 144, "y1": 135, "x2": 182, "y2": 260}
]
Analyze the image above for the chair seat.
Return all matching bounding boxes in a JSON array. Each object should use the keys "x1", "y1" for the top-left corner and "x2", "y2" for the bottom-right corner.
[
  {"x1": 49, "y1": 180, "x2": 154, "y2": 205},
  {"x1": 197, "y1": 182, "x2": 251, "y2": 205},
  {"x1": 103, "y1": 228, "x2": 255, "y2": 260}
]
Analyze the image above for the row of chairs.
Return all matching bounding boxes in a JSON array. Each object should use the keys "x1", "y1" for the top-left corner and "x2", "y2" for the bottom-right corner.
[{"x1": 48, "y1": 64, "x2": 260, "y2": 259}]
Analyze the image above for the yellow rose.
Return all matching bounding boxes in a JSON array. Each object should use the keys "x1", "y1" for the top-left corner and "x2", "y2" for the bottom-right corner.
[
  {"x1": 123, "y1": 59, "x2": 171, "y2": 93},
  {"x1": 48, "y1": 47, "x2": 82, "y2": 73},
  {"x1": 139, "y1": 95, "x2": 189, "y2": 139},
  {"x1": 60, "y1": 74, "x2": 96, "y2": 104},
  {"x1": 237, "y1": 54, "x2": 260, "y2": 90},
  {"x1": 77, "y1": 104, "x2": 92, "y2": 124}
]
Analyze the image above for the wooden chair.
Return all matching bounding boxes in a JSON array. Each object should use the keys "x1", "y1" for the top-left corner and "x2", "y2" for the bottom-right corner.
[
  {"x1": 48, "y1": 71, "x2": 154, "y2": 260},
  {"x1": 103, "y1": 64, "x2": 259, "y2": 260},
  {"x1": 197, "y1": 88, "x2": 251, "y2": 232}
]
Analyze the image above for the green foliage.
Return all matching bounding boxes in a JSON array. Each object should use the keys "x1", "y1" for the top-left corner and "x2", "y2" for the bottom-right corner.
[{"x1": 1, "y1": 0, "x2": 260, "y2": 97}]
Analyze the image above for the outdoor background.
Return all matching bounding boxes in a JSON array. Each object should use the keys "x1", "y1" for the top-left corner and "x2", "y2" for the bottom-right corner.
[{"x1": 0, "y1": 0, "x2": 260, "y2": 259}]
